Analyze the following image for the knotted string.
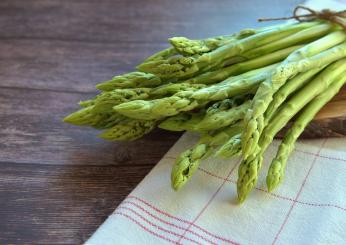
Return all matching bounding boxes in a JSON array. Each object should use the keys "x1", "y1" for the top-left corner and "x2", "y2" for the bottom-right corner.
[{"x1": 258, "y1": 5, "x2": 346, "y2": 30}]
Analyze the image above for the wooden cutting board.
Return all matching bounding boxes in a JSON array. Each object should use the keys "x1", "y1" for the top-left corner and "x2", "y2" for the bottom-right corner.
[{"x1": 277, "y1": 85, "x2": 346, "y2": 138}]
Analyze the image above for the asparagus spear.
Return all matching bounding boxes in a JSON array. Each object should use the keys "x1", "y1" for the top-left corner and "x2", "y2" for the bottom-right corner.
[
  {"x1": 172, "y1": 123, "x2": 242, "y2": 190},
  {"x1": 263, "y1": 66, "x2": 326, "y2": 124},
  {"x1": 205, "y1": 97, "x2": 250, "y2": 116},
  {"x1": 169, "y1": 36, "x2": 236, "y2": 56},
  {"x1": 142, "y1": 47, "x2": 177, "y2": 63},
  {"x1": 185, "y1": 45, "x2": 301, "y2": 85},
  {"x1": 138, "y1": 22, "x2": 318, "y2": 79},
  {"x1": 266, "y1": 72, "x2": 346, "y2": 192},
  {"x1": 194, "y1": 100, "x2": 251, "y2": 131},
  {"x1": 80, "y1": 88, "x2": 153, "y2": 112},
  {"x1": 215, "y1": 133, "x2": 242, "y2": 158},
  {"x1": 99, "y1": 119, "x2": 157, "y2": 141},
  {"x1": 113, "y1": 90, "x2": 205, "y2": 119},
  {"x1": 286, "y1": 31, "x2": 346, "y2": 63},
  {"x1": 169, "y1": 28, "x2": 263, "y2": 56},
  {"x1": 191, "y1": 64, "x2": 276, "y2": 101},
  {"x1": 174, "y1": 96, "x2": 250, "y2": 132},
  {"x1": 150, "y1": 83, "x2": 206, "y2": 96},
  {"x1": 158, "y1": 111, "x2": 205, "y2": 132},
  {"x1": 242, "y1": 42, "x2": 346, "y2": 159},
  {"x1": 237, "y1": 58, "x2": 346, "y2": 202},
  {"x1": 96, "y1": 72, "x2": 162, "y2": 91},
  {"x1": 63, "y1": 106, "x2": 127, "y2": 129},
  {"x1": 243, "y1": 23, "x2": 332, "y2": 59}
]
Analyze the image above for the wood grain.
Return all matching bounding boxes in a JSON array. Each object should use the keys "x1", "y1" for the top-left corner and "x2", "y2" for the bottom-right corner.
[
  {"x1": 0, "y1": 39, "x2": 168, "y2": 93},
  {"x1": 0, "y1": 161, "x2": 153, "y2": 244}
]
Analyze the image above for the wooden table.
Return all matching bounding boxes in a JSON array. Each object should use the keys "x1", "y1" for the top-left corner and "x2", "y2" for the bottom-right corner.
[{"x1": 0, "y1": 0, "x2": 300, "y2": 244}]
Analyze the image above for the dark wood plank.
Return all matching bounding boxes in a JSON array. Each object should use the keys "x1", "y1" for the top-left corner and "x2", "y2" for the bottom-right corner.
[
  {"x1": 0, "y1": 0, "x2": 300, "y2": 43},
  {"x1": 0, "y1": 87, "x2": 181, "y2": 165},
  {"x1": 0, "y1": 161, "x2": 153, "y2": 244},
  {"x1": 0, "y1": 39, "x2": 168, "y2": 93},
  {"x1": 0, "y1": 0, "x2": 300, "y2": 93}
]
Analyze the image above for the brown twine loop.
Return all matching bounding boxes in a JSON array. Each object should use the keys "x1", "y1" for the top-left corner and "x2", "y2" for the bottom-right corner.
[{"x1": 258, "y1": 5, "x2": 346, "y2": 30}]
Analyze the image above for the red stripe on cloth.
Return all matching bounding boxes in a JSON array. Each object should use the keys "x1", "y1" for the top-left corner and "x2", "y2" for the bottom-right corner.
[
  {"x1": 199, "y1": 164, "x2": 346, "y2": 212},
  {"x1": 120, "y1": 201, "x2": 218, "y2": 245},
  {"x1": 198, "y1": 167, "x2": 296, "y2": 202},
  {"x1": 296, "y1": 201, "x2": 346, "y2": 212},
  {"x1": 176, "y1": 160, "x2": 242, "y2": 245},
  {"x1": 127, "y1": 195, "x2": 237, "y2": 244},
  {"x1": 113, "y1": 212, "x2": 181, "y2": 244},
  {"x1": 272, "y1": 139, "x2": 328, "y2": 245},
  {"x1": 296, "y1": 149, "x2": 346, "y2": 163},
  {"x1": 115, "y1": 207, "x2": 202, "y2": 245}
]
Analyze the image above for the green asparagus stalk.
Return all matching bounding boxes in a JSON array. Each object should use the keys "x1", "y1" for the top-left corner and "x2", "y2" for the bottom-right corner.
[
  {"x1": 242, "y1": 42, "x2": 346, "y2": 160},
  {"x1": 113, "y1": 90, "x2": 205, "y2": 119},
  {"x1": 79, "y1": 88, "x2": 153, "y2": 113},
  {"x1": 169, "y1": 28, "x2": 264, "y2": 56},
  {"x1": 169, "y1": 36, "x2": 236, "y2": 56},
  {"x1": 194, "y1": 100, "x2": 251, "y2": 131},
  {"x1": 238, "y1": 58, "x2": 346, "y2": 202},
  {"x1": 161, "y1": 96, "x2": 249, "y2": 132},
  {"x1": 263, "y1": 66, "x2": 326, "y2": 124},
  {"x1": 185, "y1": 45, "x2": 301, "y2": 85},
  {"x1": 215, "y1": 133, "x2": 242, "y2": 158},
  {"x1": 191, "y1": 64, "x2": 276, "y2": 101},
  {"x1": 158, "y1": 111, "x2": 205, "y2": 132},
  {"x1": 266, "y1": 73, "x2": 346, "y2": 192},
  {"x1": 63, "y1": 106, "x2": 126, "y2": 129},
  {"x1": 138, "y1": 22, "x2": 318, "y2": 79},
  {"x1": 99, "y1": 119, "x2": 157, "y2": 141},
  {"x1": 206, "y1": 98, "x2": 239, "y2": 115},
  {"x1": 243, "y1": 23, "x2": 332, "y2": 59},
  {"x1": 172, "y1": 123, "x2": 242, "y2": 190},
  {"x1": 142, "y1": 47, "x2": 177, "y2": 63},
  {"x1": 96, "y1": 72, "x2": 162, "y2": 91},
  {"x1": 150, "y1": 83, "x2": 206, "y2": 96},
  {"x1": 285, "y1": 31, "x2": 346, "y2": 63}
]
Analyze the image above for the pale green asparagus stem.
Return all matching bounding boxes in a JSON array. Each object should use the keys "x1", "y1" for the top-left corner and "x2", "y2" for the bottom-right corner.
[
  {"x1": 138, "y1": 22, "x2": 318, "y2": 79},
  {"x1": 158, "y1": 111, "x2": 205, "y2": 132},
  {"x1": 199, "y1": 22, "x2": 319, "y2": 68},
  {"x1": 266, "y1": 73, "x2": 346, "y2": 192},
  {"x1": 161, "y1": 96, "x2": 248, "y2": 131},
  {"x1": 264, "y1": 66, "x2": 326, "y2": 124},
  {"x1": 150, "y1": 83, "x2": 206, "y2": 96},
  {"x1": 98, "y1": 119, "x2": 156, "y2": 141},
  {"x1": 242, "y1": 42, "x2": 346, "y2": 160},
  {"x1": 169, "y1": 28, "x2": 261, "y2": 56},
  {"x1": 194, "y1": 100, "x2": 251, "y2": 131},
  {"x1": 96, "y1": 72, "x2": 162, "y2": 91},
  {"x1": 113, "y1": 90, "x2": 206, "y2": 120},
  {"x1": 169, "y1": 36, "x2": 236, "y2": 56},
  {"x1": 285, "y1": 31, "x2": 346, "y2": 63},
  {"x1": 185, "y1": 45, "x2": 301, "y2": 85},
  {"x1": 215, "y1": 133, "x2": 242, "y2": 158},
  {"x1": 205, "y1": 98, "x2": 237, "y2": 115},
  {"x1": 80, "y1": 88, "x2": 152, "y2": 112},
  {"x1": 172, "y1": 123, "x2": 242, "y2": 190},
  {"x1": 141, "y1": 47, "x2": 177, "y2": 63},
  {"x1": 238, "y1": 58, "x2": 346, "y2": 203},
  {"x1": 192, "y1": 64, "x2": 277, "y2": 101},
  {"x1": 243, "y1": 23, "x2": 332, "y2": 59},
  {"x1": 63, "y1": 106, "x2": 126, "y2": 129}
]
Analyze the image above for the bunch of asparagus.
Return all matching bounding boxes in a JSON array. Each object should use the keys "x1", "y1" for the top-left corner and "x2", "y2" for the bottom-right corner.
[{"x1": 64, "y1": 16, "x2": 346, "y2": 203}]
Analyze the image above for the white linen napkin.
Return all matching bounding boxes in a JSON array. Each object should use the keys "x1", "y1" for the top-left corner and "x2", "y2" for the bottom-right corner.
[{"x1": 86, "y1": 0, "x2": 346, "y2": 244}]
